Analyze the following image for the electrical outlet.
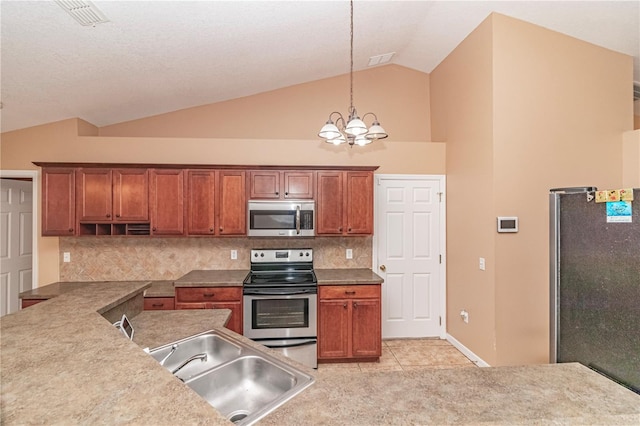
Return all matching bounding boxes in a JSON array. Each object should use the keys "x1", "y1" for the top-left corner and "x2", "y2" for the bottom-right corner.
[
  {"x1": 346, "y1": 249, "x2": 353, "y2": 259},
  {"x1": 479, "y1": 257, "x2": 486, "y2": 271},
  {"x1": 460, "y1": 310, "x2": 469, "y2": 323},
  {"x1": 230, "y1": 250, "x2": 238, "y2": 260},
  {"x1": 63, "y1": 252, "x2": 71, "y2": 263}
]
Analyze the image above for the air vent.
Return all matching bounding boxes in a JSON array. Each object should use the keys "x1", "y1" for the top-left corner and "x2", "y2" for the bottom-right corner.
[
  {"x1": 55, "y1": 0, "x2": 109, "y2": 27},
  {"x1": 368, "y1": 52, "x2": 395, "y2": 67},
  {"x1": 634, "y1": 83, "x2": 640, "y2": 101}
]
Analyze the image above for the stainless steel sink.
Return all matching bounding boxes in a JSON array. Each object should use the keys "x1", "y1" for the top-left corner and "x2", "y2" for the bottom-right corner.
[
  {"x1": 185, "y1": 355, "x2": 305, "y2": 424},
  {"x1": 148, "y1": 329, "x2": 314, "y2": 425},
  {"x1": 149, "y1": 330, "x2": 242, "y2": 380}
]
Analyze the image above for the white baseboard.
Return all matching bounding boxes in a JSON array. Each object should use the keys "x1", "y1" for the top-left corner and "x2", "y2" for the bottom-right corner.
[{"x1": 446, "y1": 333, "x2": 491, "y2": 367}]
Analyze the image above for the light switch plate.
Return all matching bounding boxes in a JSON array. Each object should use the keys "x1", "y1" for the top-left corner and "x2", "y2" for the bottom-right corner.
[
  {"x1": 231, "y1": 250, "x2": 238, "y2": 260},
  {"x1": 63, "y1": 252, "x2": 71, "y2": 263},
  {"x1": 346, "y1": 249, "x2": 353, "y2": 259},
  {"x1": 479, "y1": 257, "x2": 485, "y2": 270}
]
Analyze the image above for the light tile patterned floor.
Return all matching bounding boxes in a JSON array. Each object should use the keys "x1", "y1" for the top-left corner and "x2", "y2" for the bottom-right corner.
[{"x1": 317, "y1": 338, "x2": 477, "y2": 375}]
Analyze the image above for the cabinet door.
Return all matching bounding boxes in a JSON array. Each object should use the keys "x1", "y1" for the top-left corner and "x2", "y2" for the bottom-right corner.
[
  {"x1": 318, "y1": 299, "x2": 349, "y2": 359},
  {"x1": 283, "y1": 171, "x2": 314, "y2": 199},
  {"x1": 186, "y1": 170, "x2": 216, "y2": 235},
  {"x1": 351, "y1": 298, "x2": 382, "y2": 357},
  {"x1": 316, "y1": 171, "x2": 344, "y2": 235},
  {"x1": 113, "y1": 169, "x2": 149, "y2": 221},
  {"x1": 77, "y1": 168, "x2": 112, "y2": 221},
  {"x1": 249, "y1": 171, "x2": 280, "y2": 199},
  {"x1": 150, "y1": 169, "x2": 184, "y2": 235},
  {"x1": 345, "y1": 171, "x2": 373, "y2": 235},
  {"x1": 42, "y1": 168, "x2": 76, "y2": 236},
  {"x1": 218, "y1": 171, "x2": 246, "y2": 235},
  {"x1": 211, "y1": 301, "x2": 242, "y2": 334}
]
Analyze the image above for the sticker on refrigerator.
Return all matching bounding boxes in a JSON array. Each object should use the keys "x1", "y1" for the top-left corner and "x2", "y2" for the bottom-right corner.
[{"x1": 606, "y1": 201, "x2": 632, "y2": 223}]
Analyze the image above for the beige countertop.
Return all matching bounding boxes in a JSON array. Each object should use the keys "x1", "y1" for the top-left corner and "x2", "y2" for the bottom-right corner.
[
  {"x1": 315, "y1": 268, "x2": 384, "y2": 285},
  {"x1": 19, "y1": 280, "x2": 175, "y2": 299},
  {"x1": 1, "y1": 281, "x2": 231, "y2": 425},
  {"x1": 174, "y1": 269, "x2": 249, "y2": 287},
  {"x1": 262, "y1": 363, "x2": 640, "y2": 425}
]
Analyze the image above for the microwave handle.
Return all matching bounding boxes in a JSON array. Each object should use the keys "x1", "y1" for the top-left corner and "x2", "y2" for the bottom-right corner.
[{"x1": 296, "y1": 205, "x2": 300, "y2": 235}]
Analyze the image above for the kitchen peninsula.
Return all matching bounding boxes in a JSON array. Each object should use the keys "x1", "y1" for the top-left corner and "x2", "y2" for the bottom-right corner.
[{"x1": 3, "y1": 281, "x2": 639, "y2": 425}]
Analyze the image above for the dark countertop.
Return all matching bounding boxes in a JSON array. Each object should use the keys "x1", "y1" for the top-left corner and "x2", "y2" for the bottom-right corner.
[{"x1": 315, "y1": 268, "x2": 384, "y2": 285}]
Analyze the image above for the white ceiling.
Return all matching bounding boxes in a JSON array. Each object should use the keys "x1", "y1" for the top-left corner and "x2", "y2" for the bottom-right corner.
[{"x1": 1, "y1": 1, "x2": 638, "y2": 133}]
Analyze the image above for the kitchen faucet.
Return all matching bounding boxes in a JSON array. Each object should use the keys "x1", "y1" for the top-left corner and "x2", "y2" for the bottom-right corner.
[
  {"x1": 171, "y1": 353, "x2": 208, "y2": 375},
  {"x1": 159, "y1": 344, "x2": 178, "y2": 366}
]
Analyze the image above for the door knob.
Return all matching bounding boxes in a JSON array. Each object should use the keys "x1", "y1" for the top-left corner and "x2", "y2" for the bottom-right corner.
[{"x1": 379, "y1": 265, "x2": 386, "y2": 272}]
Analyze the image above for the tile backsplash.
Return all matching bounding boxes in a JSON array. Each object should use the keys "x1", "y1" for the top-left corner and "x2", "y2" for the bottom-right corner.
[{"x1": 59, "y1": 237, "x2": 372, "y2": 281}]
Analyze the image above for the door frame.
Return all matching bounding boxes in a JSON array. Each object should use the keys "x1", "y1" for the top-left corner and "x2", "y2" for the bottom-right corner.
[
  {"x1": 0, "y1": 169, "x2": 39, "y2": 292},
  {"x1": 373, "y1": 174, "x2": 447, "y2": 339}
]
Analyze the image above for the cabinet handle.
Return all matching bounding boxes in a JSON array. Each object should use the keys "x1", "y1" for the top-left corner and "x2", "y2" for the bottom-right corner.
[
  {"x1": 348, "y1": 228, "x2": 352, "y2": 232},
  {"x1": 151, "y1": 303, "x2": 164, "y2": 308},
  {"x1": 285, "y1": 191, "x2": 288, "y2": 196},
  {"x1": 106, "y1": 214, "x2": 111, "y2": 218},
  {"x1": 343, "y1": 303, "x2": 347, "y2": 308},
  {"x1": 116, "y1": 214, "x2": 121, "y2": 218},
  {"x1": 209, "y1": 228, "x2": 214, "y2": 232},
  {"x1": 68, "y1": 228, "x2": 74, "y2": 232},
  {"x1": 203, "y1": 293, "x2": 214, "y2": 298},
  {"x1": 219, "y1": 227, "x2": 223, "y2": 231},
  {"x1": 345, "y1": 291, "x2": 356, "y2": 295},
  {"x1": 275, "y1": 191, "x2": 279, "y2": 195},
  {"x1": 338, "y1": 227, "x2": 343, "y2": 232},
  {"x1": 152, "y1": 227, "x2": 157, "y2": 231},
  {"x1": 354, "y1": 302, "x2": 358, "y2": 308}
]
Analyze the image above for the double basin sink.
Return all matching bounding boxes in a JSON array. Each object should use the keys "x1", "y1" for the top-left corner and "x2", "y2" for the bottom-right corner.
[{"x1": 148, "y1": 329, "x2": 314, "y2": 425}]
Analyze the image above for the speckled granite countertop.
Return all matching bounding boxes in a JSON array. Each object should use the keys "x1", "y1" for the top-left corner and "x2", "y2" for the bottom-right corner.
[
  {"x1": 1, "y1": 281, "x2": 231, "y2": 424},
  {"x1": 174, "y1": 269, "x2": 249, "y2": 287},
  {"x1": 19, "y1": 280, "x2": 175, "y2": 299},
  {"x1": 315, "y1": 268, "x2": 384, "y2": 285},
  {"x1": 262, "y1": 363, "x2": 639, "y2": 425}
]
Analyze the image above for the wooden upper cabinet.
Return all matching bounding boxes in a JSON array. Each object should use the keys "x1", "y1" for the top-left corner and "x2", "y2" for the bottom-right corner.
[
  {"x1": 218, "y1": 171, "x2": 246, "y2": 235},
  {"x1": 150, "y1": 169, "x2": 185, "y2": 235},
  {"x1": 316, "y1": 171, "x2": 344, "y2": 235},
  {"x1": 77, "y1": 168, "x2": 148, "y2": 222},
  {"x1": 42, "y1": 168, "x2": 76, "y2": 236},
  {"x1": 345, "y1": 171, "x2": 373, "y2": 235},
  {"x1": 316, "y1": 171, "x2": 373, "y2": 236},
  {"x1": 186, "y1": 170, "x2": 216, "y2": 236},
  {"x1": 249, "y1": 171, "x2": 314, "y2": 199},
  {"x1": 112, "y1": 169, "x2": 149, "y2": 221}
]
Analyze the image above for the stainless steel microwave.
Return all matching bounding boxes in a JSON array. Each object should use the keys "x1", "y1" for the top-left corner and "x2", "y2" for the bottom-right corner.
[{"x1": 247, "y1": 200, "x2": 315, "y2": 237}]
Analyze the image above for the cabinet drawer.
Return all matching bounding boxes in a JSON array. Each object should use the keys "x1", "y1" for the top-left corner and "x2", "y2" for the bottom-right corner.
[
  {"x1": 175, "y1": 286, "x2": 242, "y2": 303},
  {"x1": 319, "y1": 285, "x2": 380, "y2": 300},
  {"x1": 144, "y1": 297, "x2": 175, "y2": 310}
]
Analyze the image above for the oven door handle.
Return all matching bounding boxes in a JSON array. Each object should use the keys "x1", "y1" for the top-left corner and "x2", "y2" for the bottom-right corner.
[
  {"x1": 243, "y1": 288, "x2": 317, "y2": 296},
  {"x1": 263, "y1": 339, "x2": 317, "y2": 349}
]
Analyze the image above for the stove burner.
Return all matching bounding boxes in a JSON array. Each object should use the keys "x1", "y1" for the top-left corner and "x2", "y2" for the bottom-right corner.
[{"x1": 245, "y1": 272, "x2": 316, "y2": 286}]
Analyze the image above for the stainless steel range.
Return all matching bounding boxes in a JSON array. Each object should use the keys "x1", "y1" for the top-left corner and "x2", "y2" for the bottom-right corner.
[{"x1": 243, "y1": 248, "x2": 317, "y2": 369}]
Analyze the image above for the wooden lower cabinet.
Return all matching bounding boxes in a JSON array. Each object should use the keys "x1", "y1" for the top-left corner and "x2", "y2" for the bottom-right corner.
[
  {"x1": 21, "y1": 299, "x2": 44, "y2": 309},
  {"x1": 318, "y1": 284, "x2": 381, "y2": 362},
  {"x1": 143, "y1": 297, "x2": 175, "y2": 311},
  {"x1": 175, "y1": 286, "x2": 242, "y2": 334}
]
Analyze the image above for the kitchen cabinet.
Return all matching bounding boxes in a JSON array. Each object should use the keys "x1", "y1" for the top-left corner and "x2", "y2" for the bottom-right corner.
[
  {"x1": 316, "y1": 171, "x2": 373, "y2": 235},
  {"x1": 150, "y1": 169, "x2": 185, "y2": 235},
  {"x1": 218, "y1": 171, "x2": 246, "y2": 235},
  {"x1": 318, "y1": 284, "x2": 381, "y2": 361},
  {"x1": 187, "y1": 170, "x2": 246, "y2": 236},
  {"x1": 76, "y1": 168, "x2": 149, "y2": 222},
  {"x1": 175, "y1": 286, "x2": 242, "y2": 334},
  {"x1": 249, "y1": 170, "x2": 315, "y2": 199},
  {"x1": 21, "y1": 299, "x2": 44, "y2": 309},
  {"x1": 41, "y1": 167, "x2": 76, "y2": 236},
  {"x1": 143, "y1": 297, "x2": 175, "y2": 311}
]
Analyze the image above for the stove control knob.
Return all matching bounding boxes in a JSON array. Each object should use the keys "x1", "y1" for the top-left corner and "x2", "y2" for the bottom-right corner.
[
  {"x1": 254, "y1": 253, "x2": 258, "y2": 257},
  {"x1": 299, "y1": 252, "x2": 304, "y2": 257},
  {"x1": 306, "y1": 252, "x2": 310, "y2": 257},
  {"x1": 260, "y1": 253, "x2": 265, "y2": 257}
]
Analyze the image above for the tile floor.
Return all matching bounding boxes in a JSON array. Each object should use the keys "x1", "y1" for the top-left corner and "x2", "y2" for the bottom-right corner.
[{"x1": 317, "y1": 338, "x2": 477, "y2": 375}]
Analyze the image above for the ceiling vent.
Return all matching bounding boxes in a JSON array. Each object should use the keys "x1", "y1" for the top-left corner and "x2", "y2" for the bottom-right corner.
[
  {"x1": 368, "y1": 52, "x2": 395, "y2": 67},
  {"x1": 55, "y1": 0, "x2": 109, "y2": 27}
]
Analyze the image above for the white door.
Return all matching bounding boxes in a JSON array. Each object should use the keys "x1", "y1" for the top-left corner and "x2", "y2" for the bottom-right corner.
[
  {"x1": 375, "y1": 175, "x2": 445, "y2": 338},
  {"x1": 1, "y1": 179, "x2": 34, "y2": 316}
]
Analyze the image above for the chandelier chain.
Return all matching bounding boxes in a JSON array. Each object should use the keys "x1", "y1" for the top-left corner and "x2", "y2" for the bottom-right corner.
[{"x1": 349, "y1": 0, "x2": 354, "y2": 114}]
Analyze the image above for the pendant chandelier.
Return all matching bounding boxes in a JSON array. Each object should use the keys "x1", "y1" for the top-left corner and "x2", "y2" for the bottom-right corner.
[{"x1": 318, "y1": 0, "x2": 388, "y2": 147}]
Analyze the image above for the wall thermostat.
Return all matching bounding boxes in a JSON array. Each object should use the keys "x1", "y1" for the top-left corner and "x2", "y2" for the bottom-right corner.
[{"x1": 497, "y1": 217, "x2": 518, "y2": 233}]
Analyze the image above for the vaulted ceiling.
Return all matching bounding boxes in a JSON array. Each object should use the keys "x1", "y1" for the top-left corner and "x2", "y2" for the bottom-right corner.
[{"x1": 1, "y1": 1, "x2": 638, "y2": 133}]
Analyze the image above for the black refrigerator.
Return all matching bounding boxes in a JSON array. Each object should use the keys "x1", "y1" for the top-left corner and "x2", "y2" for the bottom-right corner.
[{"x1": 549, "y1": 187, "x2": 640, "y2": 393}]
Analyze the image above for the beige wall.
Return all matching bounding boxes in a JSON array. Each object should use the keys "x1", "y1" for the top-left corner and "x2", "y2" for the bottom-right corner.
[
  {"x1": 623, "y1": 130, "x2": 640, "y2": 187},
  {"x1": 431, "y1": 13, "x2": 633, "y2": 366},
  {"x1": 1, "y1": 65, "x2": 443, "y2": 286}
]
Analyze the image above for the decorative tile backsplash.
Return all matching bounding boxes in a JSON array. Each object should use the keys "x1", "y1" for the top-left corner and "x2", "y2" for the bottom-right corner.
[{"x1": 59, "y1": 237, "x2": 372, "y2": 281}]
